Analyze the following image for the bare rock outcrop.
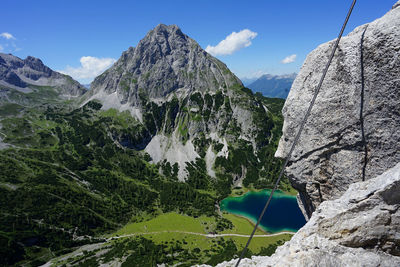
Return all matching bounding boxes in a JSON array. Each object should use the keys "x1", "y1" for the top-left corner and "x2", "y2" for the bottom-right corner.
[
  {"x1": 275, "y1": 1, "x2": 400, "y2": 219},
  {"x1": 88, "y1": 24, "x2": 242, "y2": 107}
]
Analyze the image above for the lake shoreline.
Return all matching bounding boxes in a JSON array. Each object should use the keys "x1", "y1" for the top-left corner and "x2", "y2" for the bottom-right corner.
[
  {"x1": 229, "y1": 187, "x2": 298, "y2": 198},
  {"x1": 222, "y1": 212, "x2": 270, "y2": 235},
  {"x1": 222, "y1": 211, "x2": 298, "y2": 235}
]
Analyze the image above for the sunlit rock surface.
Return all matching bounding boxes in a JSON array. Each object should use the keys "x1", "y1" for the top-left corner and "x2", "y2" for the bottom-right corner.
[{"x1": 275, "y1": 1, "x2": 400, "y2": 219}]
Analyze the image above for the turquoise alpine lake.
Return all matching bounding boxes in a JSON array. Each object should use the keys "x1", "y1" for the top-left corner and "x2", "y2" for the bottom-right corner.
[{"x1": 220, "y1": 190, "x2": 306, "y2": 233}]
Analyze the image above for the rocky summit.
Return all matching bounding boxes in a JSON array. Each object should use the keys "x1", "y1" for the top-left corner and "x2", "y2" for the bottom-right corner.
[
  {"x1": 0, "y1": 53, "x2": 86, "y2": 103},
  {"x1": 275, "y1": 0, "x2": 400, "y2": 219},
  {"x1": 88, "y1": 24, "x2": 241, "y2": 110}
]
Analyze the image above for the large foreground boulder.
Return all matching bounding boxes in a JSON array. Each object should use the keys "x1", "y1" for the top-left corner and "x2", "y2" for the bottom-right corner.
[{"x1": 275, "y1": 0, "x2": 400, "y2": 219}]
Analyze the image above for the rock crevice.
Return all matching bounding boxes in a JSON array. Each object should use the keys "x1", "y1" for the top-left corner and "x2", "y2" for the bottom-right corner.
[
  {"x1": 275, "y1": 2, "x2": 400, "y2": 219},
  {"x1": 359, "y1": 25, "x2": 369, "y2": 181}
]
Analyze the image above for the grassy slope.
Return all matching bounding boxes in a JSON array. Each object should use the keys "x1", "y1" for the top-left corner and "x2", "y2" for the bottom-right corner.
[
  {"x1": 115, "y1": 212, "x2": 292, "y2": 255},
  {"x1": 49, "y1": 212, "x2": 292, "y2": 266},
  {"x1": 114, "y1": 213, "x2": 213, "y2": 235}
]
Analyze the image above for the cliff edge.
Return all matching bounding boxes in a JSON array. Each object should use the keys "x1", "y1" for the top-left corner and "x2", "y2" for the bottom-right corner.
[{"x1": 275, "y1": 1, "x2": 400, "y2": 219}]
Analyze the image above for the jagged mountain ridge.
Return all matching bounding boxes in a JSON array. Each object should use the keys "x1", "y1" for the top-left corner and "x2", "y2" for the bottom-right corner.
[
  {"x1": 88, "y1": 24, "x2": 241, "y2": 109},
  {"x1": 247, "y1": 73, "x2": 297, "y2": 99},
  {"x1": 85, "y1": 24, "x2": 281, "y2": 182},
  {"x1": 0, "y1": 53, "x2": 86, "y2": 104}
]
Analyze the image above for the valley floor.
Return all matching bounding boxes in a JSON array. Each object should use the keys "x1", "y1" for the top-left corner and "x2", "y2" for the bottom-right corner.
[{"x1": 45, "y1": 212, "x2": 293, "y2": 266}]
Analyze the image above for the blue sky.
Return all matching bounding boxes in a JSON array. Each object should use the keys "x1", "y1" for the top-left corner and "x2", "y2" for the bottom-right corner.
[{"x1": 1, "y1": 0, "x2": 396, "y2": 83}]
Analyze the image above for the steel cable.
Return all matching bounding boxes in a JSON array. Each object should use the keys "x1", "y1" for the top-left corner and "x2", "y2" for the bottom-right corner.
[{"x1": 235, "y1": 1, "x2": 357, "y2": 266}]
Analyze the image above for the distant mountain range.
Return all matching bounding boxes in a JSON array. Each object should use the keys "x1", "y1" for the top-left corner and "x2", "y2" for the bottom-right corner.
[
  {"x1": 246, "y1": 73, "x2": 297, "y2": 99},
  {"x1": 0, "y1": 53, "x2": 86, "y2": 105},
  {"x1": 240, "y1": 77, "x2": 258, "y2": 86}
]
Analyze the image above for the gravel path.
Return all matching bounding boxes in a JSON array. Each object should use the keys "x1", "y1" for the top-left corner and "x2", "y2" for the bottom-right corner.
[{"x1": 108, "y1": 230, "x2": 294, "y2": 241}]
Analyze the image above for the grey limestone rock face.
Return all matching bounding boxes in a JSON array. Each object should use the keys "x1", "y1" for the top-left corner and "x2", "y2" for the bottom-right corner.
[
  {"x1": 275, "y1": 2, "x2": 400, "y2": 219},
  {"x1": 215, "y1": 163, "x2": 400, "y2": 266},
  {"x1": 89, "y1": 24, "x2": 242, "y2": 106},
  {"x1": 0, "y1": 53, "x2": 86, "y2": 98}
]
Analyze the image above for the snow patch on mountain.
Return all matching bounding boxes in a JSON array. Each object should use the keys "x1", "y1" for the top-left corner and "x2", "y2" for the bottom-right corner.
[
  {"x1": 84, "y1": 91, "x2": 143, "y2": 122},
  {"x1": 145, "y1": 130, "x2": 200, "y2": 181},
  {"x1": 205, "y1": 146, "x2": 217, "y2": 178}
]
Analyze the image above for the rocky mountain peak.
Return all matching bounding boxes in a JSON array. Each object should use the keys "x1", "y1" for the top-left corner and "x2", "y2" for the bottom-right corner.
[
  {"x1": 138, "y1": 24, "x2": 189, "y2": 57},
  {"x1": 0, "y1": 53, "x2": 86, "y2": 101},
  {"x1": 152, "y1": 23, "x2": 183, "y2": 37},
  {"x1": 23, "y1": 56, "x2": 52, "y2": 75},
  {"x1": 88, "y1": 24, "x2": 242, "y2": 112}
]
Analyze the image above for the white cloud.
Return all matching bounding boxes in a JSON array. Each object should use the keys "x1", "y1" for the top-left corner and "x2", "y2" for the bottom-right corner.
[
  {"x1": 59, "y1": 56, "x2": 116, "y2": 82},
  {"x1": 281, "y1": 54, "x2": 297, "y2": 64},
  {"x1": 205, "y1": 29, "x2": 257, "y2": 56},
  {"x1": 0, "y1": 32, "x2": 15, "y2": 40},
  {"x1": 0, "y1": 34, "x2": 21, "y2": 53}
]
